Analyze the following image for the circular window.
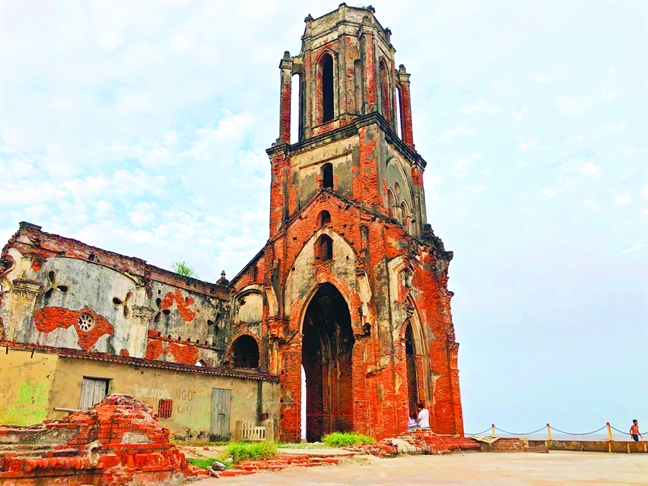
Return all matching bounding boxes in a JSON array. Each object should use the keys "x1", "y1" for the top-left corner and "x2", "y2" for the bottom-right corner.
[{"x1": 77, "y1": 313, "x2": 95, "y2": 332}]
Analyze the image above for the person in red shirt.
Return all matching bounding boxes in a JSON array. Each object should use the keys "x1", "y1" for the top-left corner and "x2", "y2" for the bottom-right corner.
[{"x1": 629, "y1": 419, "x2": 642, "y2": 442}]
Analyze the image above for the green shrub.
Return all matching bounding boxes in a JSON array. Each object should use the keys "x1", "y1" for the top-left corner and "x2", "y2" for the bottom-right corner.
[
  {"x1": 322, "y1": 432, "x2": 375, "y2": 447},
  {"x1": 224, "y1": 441, "x2": 278, "y2": 463}
]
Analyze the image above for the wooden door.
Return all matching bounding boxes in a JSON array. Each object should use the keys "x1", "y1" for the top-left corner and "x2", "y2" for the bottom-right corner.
[
  {"x1": 210, "y1": 388, "x2": 232, "y2": 441},
  {"x1": 79, "y1": 378, "x2": 109, "y2": 410}
]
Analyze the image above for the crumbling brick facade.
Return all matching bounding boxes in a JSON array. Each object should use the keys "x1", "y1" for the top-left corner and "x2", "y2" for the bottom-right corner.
[
  {"x1": 0, "y1": 4, "x2": 463, "y2": 445},
  {"x1": 0, "y1": 394, "x2": 206, "y2": 485},
  {"x1": 230, "y1": 5, "x2": 464, "y2": 442}
]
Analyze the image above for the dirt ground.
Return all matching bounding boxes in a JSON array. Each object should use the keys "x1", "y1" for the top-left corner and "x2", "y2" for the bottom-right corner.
[{"x1": 193, "y1": 451, "x2": 648, "y2": 485}]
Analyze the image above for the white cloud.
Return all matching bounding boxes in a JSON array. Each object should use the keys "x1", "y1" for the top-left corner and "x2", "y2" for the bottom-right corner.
[
  {"x1": 563, "y1": 161, "x2": 600, "y2": 177},
  {"x1": 534, "y1": 71, "x2": 564, "y2": 83},
  {"x1": 613, "y1": 193, "x2": 631, "y2": 205},
  {"x1": 518, "y1": 135, "x2": 537, "y2": 150},
  {"x1": 619, "y1": 148, "x2": 636, "y2": 155},
  {"x1": 511, "y1": 107, "x2": 528, "y2": 123},
  {"x1": 462, "y1": 100, "x2": 500, "y2": 115},
  {"x1": 555, "y1": 96, "x2": 589, "y2": 114},
  {"x1": 620, "y1": 243, "x2": 645, "y2": 255},
  {"x1": 641, "y1": 186, "x2": 648, "y2": 199},
  {"x1": 603, "y1": 86, "x2": 619, "y2": 101},
  {"x1": 434, "y1": 125, "x2": 477, "y2": 144},
  {"x1": 583, "y1": 199, "x2": 599, "y2": 210},
  {"x1": 566, "y1": 135, "x2": 583, "y2": 142}
]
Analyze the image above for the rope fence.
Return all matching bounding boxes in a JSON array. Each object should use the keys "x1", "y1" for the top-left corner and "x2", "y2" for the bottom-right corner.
[{"x1": 466, "y1": 422, "x2": 643, "y2": 441}]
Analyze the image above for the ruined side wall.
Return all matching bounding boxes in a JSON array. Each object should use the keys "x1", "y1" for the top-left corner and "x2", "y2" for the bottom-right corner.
[
  {"x1": 1, "y1": 348, "x2": 280, "y2": 442},
  {"x1": 0, "y1": 223, "x2": 230, "y2": 368},
  {"x1": 0, "y1": 350, "x2": 58, "y2": 425}
]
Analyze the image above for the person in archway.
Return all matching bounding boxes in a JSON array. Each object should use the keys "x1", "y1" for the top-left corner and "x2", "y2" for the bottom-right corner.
[
  {"x1": 417, "y1": 402, "x2": 430, "y2": 429},
  {"x1": 630, "y1": 419, "x2": 642, "y2": 441}
]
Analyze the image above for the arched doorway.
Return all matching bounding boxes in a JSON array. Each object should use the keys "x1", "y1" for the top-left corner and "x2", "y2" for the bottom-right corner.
[
  {"x1": 301, "y1": 283, "x2": 354, "y2": 442},
  {"x1": 231, "y1": 335, "x2": 260, "y2": 369},
  {"x1": 404, "y1": 322, "x2": 419, "y2": 416}
]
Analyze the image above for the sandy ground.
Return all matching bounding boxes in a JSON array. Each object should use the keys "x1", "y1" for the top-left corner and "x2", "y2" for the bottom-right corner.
[{"x1": 193, "y1": 451, "x2": 648, "y2": 485}]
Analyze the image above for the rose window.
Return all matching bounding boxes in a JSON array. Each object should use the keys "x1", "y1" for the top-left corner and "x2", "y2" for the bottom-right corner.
[{"x1": 77, "y1": 313, "x2": 95, "y2": 332}]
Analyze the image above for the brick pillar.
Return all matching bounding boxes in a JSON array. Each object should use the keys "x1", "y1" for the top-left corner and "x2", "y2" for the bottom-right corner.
[
  {"x1": 268, "y1": 149, "x2": 288, "y2": 236},
  {"x1": 397, "y1": 64, "x2": 415, "y2": 150},
  {"x1": 279, "y1": 342, "x2": 302, "y2": 442},
  {"x1": 359, "y1": 20, "x2": 377, "y2": 113},
  {"x1": 448, "y1": 341, "x2": 465, "y2": 436},
  {"x1": 278, "y1": 52, "x2": 293, "y2": 144}
]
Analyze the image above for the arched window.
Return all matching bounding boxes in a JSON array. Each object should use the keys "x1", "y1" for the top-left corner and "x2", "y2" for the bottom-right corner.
[
  {"x1": 318, "y1": 210, "x2": 331, "y2": 227},
  {"x1": 322, "y1": 163, "x2": 333, "y2": 189},
  {"x1": 231, "y1": 335, "x2": 260, "y2": 368},
  {"x1": 388, "y1": 189, "x2": 396, "y2": 218},
  {"x1": 315, "y1": 234, "x2": 333, "y2": 261},
  {"x1": 379, "y1": 60, "x2": 391, "y2": 123},
  {"x1": 401, "y1": 201, "x2": 411, "y2": 231},
  {"x1": 321, "y1": 54, "x2": 334, "y2": 123}
]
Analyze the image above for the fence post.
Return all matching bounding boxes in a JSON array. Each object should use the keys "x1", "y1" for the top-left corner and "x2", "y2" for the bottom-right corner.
[
  {"x1": 491, "y1": 424, "x2": 496, "y2": 438},
  {"x1": 606, "y1": 422, "x2": 613, "y2": 442},
  {"x1": 546, "y1": 423, "x2": 552, "y2": 441}
]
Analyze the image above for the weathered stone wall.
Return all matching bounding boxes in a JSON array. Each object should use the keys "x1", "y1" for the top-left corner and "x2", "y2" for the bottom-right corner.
[
  {"x1": 0, "y1": 222, "x2": 231, "y2": 367},
  {"x1": 0, "y1": 347, "x2": 280, "y2": 442}
]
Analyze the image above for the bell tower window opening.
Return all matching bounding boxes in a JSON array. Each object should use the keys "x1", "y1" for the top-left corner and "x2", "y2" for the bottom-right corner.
[
  {"x1": 321, "y1": 54, "x2": 334, "y2": 123},
  {"x1": 315, "y1": 235, "x2": 333, "y2": 261},
  {"x1": 318, "y1": 210, "x2": 331, "y2": 227},
  {"x1": 379, "y1": 60, "x2": 391, "y2": 123},
  {"x1": 291, "y1": 73, "x2": 301, "y2": 143},
  {"x1": 322, "y1": 163, "x2": 333, "y2": 189}
]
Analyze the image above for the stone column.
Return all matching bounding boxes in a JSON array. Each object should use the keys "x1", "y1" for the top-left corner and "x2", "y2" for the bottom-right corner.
[
  {"x1": 278, "y1": 52, "x2": 294, "y2": 144},
  {"x1": 130, "y1": 306, "x2": 155, "y2": 359},
  {"x1": 7, "y1": 278, "x2": 42, "y2": 342},
  {"x1": 397, "y1": 64, "x2": 415, "y2": 150}
]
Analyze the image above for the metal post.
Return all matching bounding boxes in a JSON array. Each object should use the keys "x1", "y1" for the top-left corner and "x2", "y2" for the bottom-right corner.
[
  {"x1": 546, "y1": 423, "x2": 552, "y2": 441},
  {"x1": 491, "y1": 424, "x2": 496, "y2": 437},
  {"x1": 606, "y1": 422, "x2": 613, "y2": 441}
]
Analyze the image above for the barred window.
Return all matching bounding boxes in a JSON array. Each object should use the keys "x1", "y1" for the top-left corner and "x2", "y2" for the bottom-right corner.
[{"x1": 158, "y1": 399, "x2": 173, "y2": 419}]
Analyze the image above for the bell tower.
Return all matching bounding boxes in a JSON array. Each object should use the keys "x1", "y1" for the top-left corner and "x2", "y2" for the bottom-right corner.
[
  {"x1": 244, "y1": 3, "x2": 464, "y2": 442},
  {"x1": 268, "y1": 3, "x2": 427, "y2": 240}
]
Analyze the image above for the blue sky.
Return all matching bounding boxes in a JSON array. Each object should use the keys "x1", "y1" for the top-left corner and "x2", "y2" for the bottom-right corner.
[{"x1": 2, "y1": 1, "x2": 646, "y2": 435}]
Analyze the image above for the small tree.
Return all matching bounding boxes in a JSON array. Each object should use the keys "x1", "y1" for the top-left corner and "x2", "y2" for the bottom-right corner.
[{"x1": 172, "y1": 260, "x2": 199, "y2": 279}]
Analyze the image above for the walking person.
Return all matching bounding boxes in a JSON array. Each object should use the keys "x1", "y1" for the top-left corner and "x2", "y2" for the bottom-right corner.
[
  {"x1": 629, "y1": 419, "x2": 642, "y2": 442},
  {"x1": 417, "y1": 402, "x2": 430, "y2": 429}
]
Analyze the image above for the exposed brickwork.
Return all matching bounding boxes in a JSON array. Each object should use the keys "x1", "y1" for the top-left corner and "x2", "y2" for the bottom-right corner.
[
  {"x1": 0, "y1": 394, "x2": 206, "y2": 485},
  {"x1": 33, "y1": 306, "x2": 114, "y2": 351}
]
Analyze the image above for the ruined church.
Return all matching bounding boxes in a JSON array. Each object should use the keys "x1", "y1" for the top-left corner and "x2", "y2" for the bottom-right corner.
[{"x1": 0, "y1": 5, "x2": 464, "y2": 443}]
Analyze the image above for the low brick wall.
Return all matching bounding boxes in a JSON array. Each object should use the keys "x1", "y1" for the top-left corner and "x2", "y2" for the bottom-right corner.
[
  {"x1": 346, "y1": 430, "x2": 481, "y2": 457},
  {"x1": 0, "y1": 394, "x2": 206, "y2": 485},
  {"x1": 528, "y1": 440, "x2": 648, "y2": 453}
]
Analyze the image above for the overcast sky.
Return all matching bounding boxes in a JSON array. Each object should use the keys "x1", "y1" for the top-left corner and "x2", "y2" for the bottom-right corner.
[{"x1": 2, "y1": 1, "x2": 646, "y2": 436}]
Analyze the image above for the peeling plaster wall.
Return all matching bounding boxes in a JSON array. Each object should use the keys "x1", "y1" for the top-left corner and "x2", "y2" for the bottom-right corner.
[
  {"x1": 0, "y1": 348, "x2": 280, "y2": 443},
  {"x1": 0, "y1": 349, "x2": 57, "y2": 425}
]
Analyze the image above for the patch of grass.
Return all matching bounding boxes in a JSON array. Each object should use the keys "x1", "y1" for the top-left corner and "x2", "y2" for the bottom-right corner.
[
  {"x1": 322, "y1": 432, "x2": 375, "y2": 447},
  {"x1": 278, "y1": 442, "x2": 333, "y2": 449},
  {"x1": 224, "y1": 441, "x2": 279, "y2": 463},
  {"x1": 186, "y1": 458, "x2": 215, "y2": 470}
]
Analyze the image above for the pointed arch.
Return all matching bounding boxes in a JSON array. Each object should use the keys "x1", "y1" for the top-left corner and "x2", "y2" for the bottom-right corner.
[
  {"x1": 379, "y1": 59, "x2": 391, "y2": 123},
  {"x1": 319, "y1": 53, "x2": 335, "y2": 123}
]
